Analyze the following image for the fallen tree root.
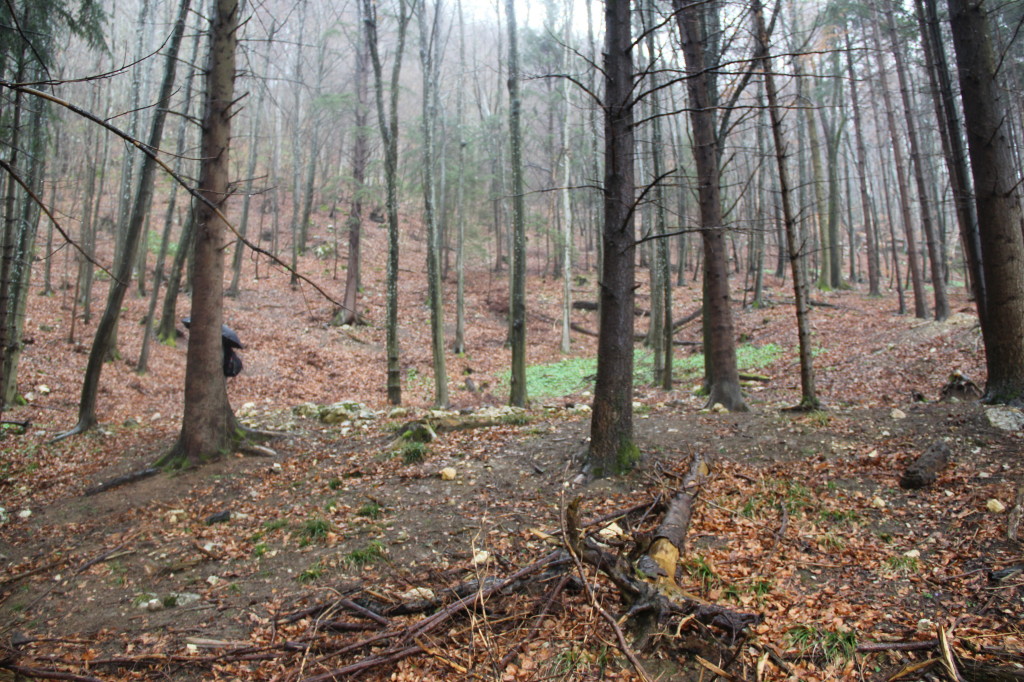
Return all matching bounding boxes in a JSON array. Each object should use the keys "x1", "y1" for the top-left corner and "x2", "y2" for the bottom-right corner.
[
  {"x1": 84, "y1": 467, "x2": 159, "y2": 496},
  {"x1": 565, "y1": 454, "x2": 761, "y2": 653}
]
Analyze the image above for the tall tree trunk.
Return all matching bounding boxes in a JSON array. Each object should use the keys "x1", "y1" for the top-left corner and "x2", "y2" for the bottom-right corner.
[
  {"x1": 159, "y1": 0, "x2": 242, "y2": 467},
  {"x1": 870, "y1": 16, "x2": 928, "y2": 318},
  {"x1": 844, "y1": 30, "x2": 881, "y2": 297},
  {"x1": 228, "y1": 21, "x2": 276, "y2": 297},
  {"x1": 673, "y1": 0, "x2": 747, "y2": 412},
  {"x1": 417, "y1": 0, "x2": 449, "y2": 408},
  {"x1": 918, "y1": 0, "x2": 984, "y2": 320},
  {"x1": 335, "y1": 6, "x2": 370, "y2": 327},
  {"x1": 506, "y1": 0, "x2": 526, "y2": 407},
  {"x1": 453, "y1": 0, "x2": 467, "y2": 355},
  {"x1": 753, "y1": 0, "x2": 818, "y2": 410},
  {"x1": 947, "y1": 0, "x2": 1024, "y2": 402},
  {"x1": 589, "y1": 0, "x2": 638, "y2": 478},
  {"x1": 364, "y1": 0, "x2": 409, "y2": 405},
  {"x1": 884, "y1": 0, "x2": 949, "y2": 320},
  {"x1": 58, "y1": 0, "x2": 192, "y2": 438},
  {"x1": 140, "y1": 5, "x2": 202, "y2": 371}
]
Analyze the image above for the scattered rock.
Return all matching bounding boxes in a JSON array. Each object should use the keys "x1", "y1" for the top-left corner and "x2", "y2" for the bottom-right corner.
[
  {"x1": 401, "y1": 587, "x2": 435, "y2": 602},
  {"x1": 145, "y1": 598, "x2": 164, "y2": 612},
  {"x1": 871, "y1": 496, "x2": 887, "y2": 510},
  {"x1": 472, "y1": 550, "x2": 490, "y2": 565},
  {"x1": 890, "y1": 408, "x2": 906, "y2": 420},
  {"x1": 986, "y1": 406, "x2": 1024, "y2": 432},
  {"x1": 171, "y1": 592, "x2": 202, "y2": 606},
  {"x1": 388, "y1": 407, "x2": 409, "y2": 419},
  {"x1": 987, "y1": 498, "x2": 1006, "y2": 514},
  {"x1": 167, "y1": 509, "x2": 188, "y2": 524},
  {"x1": 900, "y1": 440, "x2": 952, "y2": 489},
  {"x1": 17, "y1": 509, "x2": 31, "y2": 519},
  {"x1": 712, "y1": 403, "x2": 728, "y2": 414},
  {"x1": 904, "y1": 549, "x2": 921, "y2": 559},
  {"x1": 398, "y1": 422, "x2": 437, "y2": 444},
  {"x1": 439, "y1": 467, "x2": 457, "y2": 481},
  {"x1": 205, "y1": 510, "x2": 231, "y2": 525}
]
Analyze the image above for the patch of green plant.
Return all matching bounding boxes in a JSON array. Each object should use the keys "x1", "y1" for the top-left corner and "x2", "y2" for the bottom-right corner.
[
  {"x1": 263, "y1": 518, "x2": 289, "y2": 533},
  {"x1": 500, "y1": 412, "x2": 531, "y2": 426},
  {"x1": 820, "y1": 509, "x2": 859, "y2": 525},
  {"x1": 877, "y1": 532, "x2": 894, "y2": 543},
  {"x1": 808, "y1": 410, "x2": 831, "y2": 427},
  {"x1": 884, "y1": 555, "x2": 920, "y2": 575},
  {"x1": 328, "y1": 477, "x2": 343, "y2": 490},
  {"x1": 749, "y1": 578, "x2": 773, "y2": 597},
  {"x1": 500, "y1": 342, "x2": 783, "y2": 400},
  {"x1": 399, "y1": 441, "x2": 429, "y2": 464},
  {"x1": 356, "y1": 501, "x2": 383, "y2": 519},
  {"x1": 684, "y1": 555, "x2": 719, "y2": 588},
  {"x1": 297, "y1": 562, "x2": 325, "y2": 584},
  {"x1": 132, "y1": 592, "x2": 158, "y2": 607},
  {"x1": 345, "y1": 540, "x2": 385, "y2": 567},
  {"x1": 253, "y1": 542, "x2": 268, "y2": 558},
  {"x1": 299, "y1": 518, "x2": 331, "y2": 544},
  {"x1": 780, "y1": 480, "x2": 814, "y2": 514},
  {"x1": 162, "y1": 594, "x2": 179, "y2": 608},
  {"x1": 786, "y1": 625, "x2": 857, "y2": 664},
  {"x1": 817, "y1": 532, "x2": 846, "y2": 552},
  {"x1": 548, "y1": 647, "x2": 584, "y2": 675}
]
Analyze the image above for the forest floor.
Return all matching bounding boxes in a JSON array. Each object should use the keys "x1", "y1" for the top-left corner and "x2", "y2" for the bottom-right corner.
[{"x1": 0, "y1": 215, "x2": 1022, "y2": 680}]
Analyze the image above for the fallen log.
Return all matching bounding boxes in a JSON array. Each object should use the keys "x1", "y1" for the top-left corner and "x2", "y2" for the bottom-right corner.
[{"x1": 899, "y1": 441, "x2": 952, "y2": 489}]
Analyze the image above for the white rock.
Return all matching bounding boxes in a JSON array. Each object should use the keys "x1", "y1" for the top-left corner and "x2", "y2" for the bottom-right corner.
[
  {"x1": 36, "y1": 385, "x2": 50, "y2": 395},
  {"x1": 167, "y1": 509, "x2": 187, "y2": 523},
  {"x1": 712, "y1": 403, "x2": 728, "y2": 413},
  {"x1": 17, "y1": 509, "x2": 31, "y2": 519},
  {"x1": 388, "y1": 407, "x2": 409, "y2": 419},
  {"x1": 890, "y1": 408, "x2": 906, "y2": 420},
  {"x1": 598, "y1": 522, "x2": 625, "y2": 541},
  {"x1": 472, "y1": 550, "x2": 490, "y2": 565},
  {"x1": 401, "y1": 587, "x2": 435, "y2": 602},
  {"x1": 146, "y1": 598, "x2": 164, "y2": 612},
  {"x1": 206, "y1": 575, "x2": 220, "y2": 586},
  {"x1": 871, "y1": 496, "x2": 887, "y2": 509},
  {"x1": 986, "y1": 498, "x2": 1006, "y2": 514},
  {"x1": 904, "y1": 549, "x2": 921, "y2": 559},
  {"x1": 439, "y1": 467, "x2": 457, "y2": 481},
  {"x1": 985, "y1": 406, "x2": 1024, "y2": 432},
  {"x1": 917, "y1": 618, "x2": 936, "y2": 633}
]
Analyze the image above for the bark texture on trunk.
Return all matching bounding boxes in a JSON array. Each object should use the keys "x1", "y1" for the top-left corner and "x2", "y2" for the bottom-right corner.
[
  {"x1": 589, "y1": 0, "x2": 638, "y2": 477},
  {"x1": 161, "y1": 0, "x2": 241, "y2": 467},
  {"x1": 673, "y1": 0, "x2": 747, "y2": 412},
  {"x1": 947, "y1": 0, "x2": 1024, "y2": 402}
]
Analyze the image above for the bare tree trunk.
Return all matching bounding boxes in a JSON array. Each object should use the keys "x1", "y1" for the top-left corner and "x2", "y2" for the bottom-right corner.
[
  {"x1": 140, "y1": 6, "x2": 202, "y2": 371},
  {"x1": 589, "y1": 0, "x2": 638, "y2": 477},
  {"x1": 417, "y1": 0, "x2": 449, "y2": 408},
  {"x1": 918, "y1": 0, "x2": 984, "y2": 320},
  {"x1": 752, "y1": 0, "x2": 818, "y2": 410},
  {"x1": 673, "y1": 0, "x2": 747, "y2": 412},
  {"x1": 506, "y1": 0, "x2": 526, "y2": 407},
  {"x1": 228, "y1": 21, "x2": 276, "y2": 298},
  {"x1": 364, "y1": 0, "x2": 410, "y2": 405},
  {"x1": 453, "y1": 0, "x2": 467, "y2": 355},
  {"x1": 870, "y1": 15, "x2": 928, "y2": 318},
  {"x1": 335, "y1": 6, "x2": 370, "y2": 327},
  {"x1": 884, "y1": 0, "x2": 949, "y2": 321},
  {"x1": 947, "y1": 0, "x2": 1024, "y2": 402},
  {"x1": 58, "y1": 0, "x2": 192, "y2": 438},
  {"x1": 844, "y1": 30, "x2": 881, "y2": 297},
  {"x1": 159, "y1": 0, "x2": 242, "y2": 468}
]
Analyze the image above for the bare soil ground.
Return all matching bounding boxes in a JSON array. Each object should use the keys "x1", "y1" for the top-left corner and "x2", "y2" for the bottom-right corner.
[{"x1": 1, "y1": 214, "x2": 1021, "y2": 680}]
